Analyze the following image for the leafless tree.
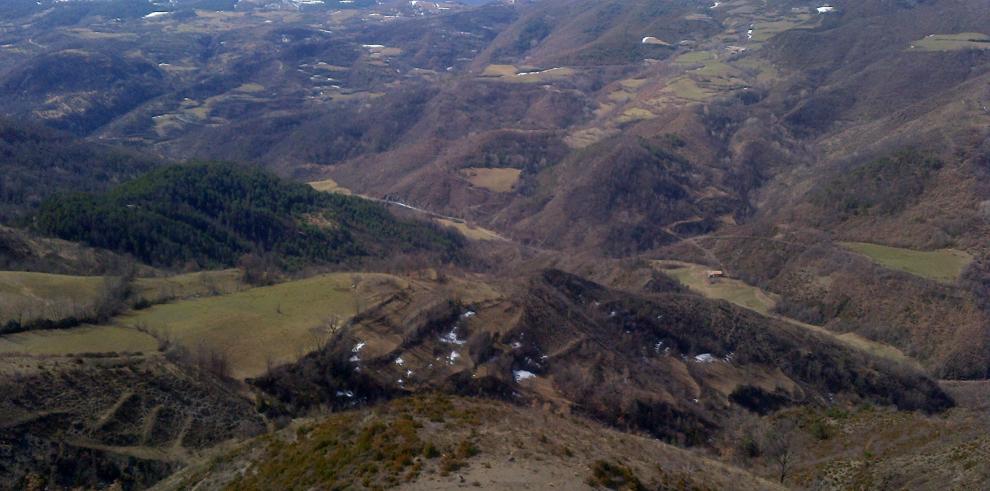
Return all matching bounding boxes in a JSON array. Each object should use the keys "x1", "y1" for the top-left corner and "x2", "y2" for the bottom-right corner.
[
  {"x1": 759, "y1": 419, "x2": 798, "y2": 484},
  {"x1": 308, "y1": 314, "x2": 341, "y2": 352}
]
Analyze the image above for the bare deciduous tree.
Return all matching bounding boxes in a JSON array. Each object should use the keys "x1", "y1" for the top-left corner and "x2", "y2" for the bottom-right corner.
[
  {"x1": 759, "y1": 419, "x2": 798, "y2": 484},
  {"x1": 307, "y1": 314, "x2": 341, "y2": 352}
]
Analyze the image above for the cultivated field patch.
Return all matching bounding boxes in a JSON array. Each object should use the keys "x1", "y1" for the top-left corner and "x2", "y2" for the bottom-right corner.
[
  {"x1": 839, "y1": 242, "x2": 972, "y2": 284},
  {"x1": 0, "y1": 325, "x2": 158, "y2": 356},
  {"x1": 909, "y1": 32, "x2": 990, "y2": 51},
  {"x1": 308, "y1": 178, "x2": 352, "y2": 195},
  {"x1": 434, "y1": 218, "x2": 506, "y2": 242},
  {"x1": 0, "y1": 272, "x2": 106, "y2": 324},
  {"x1": 657, "y1": 260, "x2": 776, "y2": 314},
  {"x1": 118, "y1": 273, "x2": 407, "y2": 379},
  {"x1": 458, "y1": 167, "x2": 521, "y2": 193}
]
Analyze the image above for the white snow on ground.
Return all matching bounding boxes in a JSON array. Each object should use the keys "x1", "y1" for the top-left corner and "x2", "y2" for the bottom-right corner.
[
  {"x1": 710, "y1": 2, "x2": 720, "y2": 8},
  {"x1": 655, "y1": 341, "x2": 664, "y2": 353},
  {"x1": 694, "y1": 353, "x2": 717, "y2": 363},
  {"x1": 350, "y1": 343, "x2": 366, "y2": 363},
  {"x1": 513, "y1": 370, "x2": 536, "y2": 382},
  {"x1": 362, "y1": 44, "x2": 385, "y2": 48},
  {"x1": 144, "y1": 11, "x2": 169, "y2": 18},
  {"x1": 394, "y1": 357, "x2": 405, "y2": 366},
  {"x1": 462, "y1": 310, "x2": 476, "y2": 318},
  {"x1": 816, "y1": 6, "x2": 834, "y2": 13},
  {"x1": 448, "y1": 351, "x2": 460, "y2": 364},
  {"x1": 747, "y1": 28, "x2": 754, "y2": 40},
  {"x1": 516, "y1": 67, "x2": 564, "y2": 76},
  {"x1": 511, "y1": 341, "x2": 522, "y2": 349},
  {"x1": 440, "y1": 327, "x2": 467, "y2": 345},
  {"x1": 336, "y1": 390, "x2": 354, "y2": 398}
]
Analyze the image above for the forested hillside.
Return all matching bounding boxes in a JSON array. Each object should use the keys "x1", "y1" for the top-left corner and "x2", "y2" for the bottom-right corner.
[
  {"x1": 0, "y1": 118, "x2": 159, "y2": 223},
  {"x1": 34, "y1": 163, "x2": 463, "y2": 268}
]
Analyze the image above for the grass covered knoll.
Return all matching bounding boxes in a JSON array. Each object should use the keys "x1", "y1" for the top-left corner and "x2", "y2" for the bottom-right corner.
[
  {"x1": 839, "y1": 242, "x2": 972, "y2": 284},
  {"x1": 34, "y1": 163, "x2": 463, "y2": 268},
  {"x1": 119, "y1": 272, "x2": 408, "y2": 379}
]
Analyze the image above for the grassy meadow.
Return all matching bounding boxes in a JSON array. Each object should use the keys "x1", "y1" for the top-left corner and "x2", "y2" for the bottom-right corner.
[
  {"x1": 118, "y1": 273, "x2": 407, "y2": 379},
  {"x1": 658, "y1": 261, "x2": 776, "y2": 315},
  {"x1": 839, "y1": 242, "x2": 972, "y2": 283},
  {"x1": 0, "y1": 271, "x2": 106, "y2": 322},
  {"x1": 0, "y1": 324, "x2": 158, "y2": 356},
  {"x1": 458, "y1": 167, "x2": 521, "y2": 193},
  {"x1": 910, "y1": 33, "x2": 990, "y2": 51}
]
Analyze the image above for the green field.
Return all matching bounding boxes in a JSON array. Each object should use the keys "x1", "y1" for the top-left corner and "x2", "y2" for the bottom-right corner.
[
  {"x1": 118, "y1": 273, "x2": 407, "y2": 379},
  {"x1": 0, "y1": 272, "x2": 105, "y2": 323},
  {"x1": 134, "y1": 269, "x2": 245, "y2": 302},
  {"x1": 0, "y1": 324, "x2": 158, "y2": 356},
  {"x1": 910, "y1": 33, "x2": 990, "y2": 51},
  {"x1": 839, "y1": 242, "x2": 972, "y2": 283},
  {"x1": 674, "y1": 50, "x2": 717, "y2": 65},
  {"x1": 0, "y1": 269, "x2": 245, "y2": 324},
  {"x1": 658, "y1": 261, "x2": 776, "y2": 314}
]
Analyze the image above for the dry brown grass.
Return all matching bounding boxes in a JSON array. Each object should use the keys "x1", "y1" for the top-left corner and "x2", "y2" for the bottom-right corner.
[{"x1": 457, "y1": 167, "x2": 521, "y2": 193}]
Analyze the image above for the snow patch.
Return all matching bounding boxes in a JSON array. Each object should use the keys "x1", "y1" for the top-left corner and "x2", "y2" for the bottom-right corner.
[
  {"x1": 513, "y1": 370, "x2": 536, "y2": 382},
  {"x1": 448, "y1": 351, "x2": 460, "y2": 364},
  {"x1": 694, "y1": 353, "x2": 717, "y2": 363},
  {"x1": 336, "y1": 390, "x2": 354, "y2": 398},
  {"x1": 816, "y1": 5, "x2": 835, "y2": 13},
  {"x1": 144, "y1": 11, "x2": 169, "y2": 19},
  {"x1": 440, "y1": 327, "x2": 467, "y2": 345},
  {"x1": 394, "y1": 357, "x2": 405, "y2": 366}
]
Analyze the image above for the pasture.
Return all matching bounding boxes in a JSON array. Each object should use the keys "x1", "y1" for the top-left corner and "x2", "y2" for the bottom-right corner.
[
  {"x1": 0, "y1": 272, "x2": 105, "y2": 324},
  {"x1": 910, "y1": 33, "x2": 990, "y2": 51},
  {"x1": 657, "y1": 261, "x2": 776, "y2": 314},
  {"x1": 0, "y1": 325, "x2": 158, "y2": 356},
  {"x1": 119, "y1": 273, "x2": 408, "y2": 379},
  {"x1": 308, "y1": 178, "x2": 353, "y2": 195},
  {"x1": 839, "y1": 242, "x2": 972, "y2": 284},
  {"x1": 458, "y1": 167, "x2": 521, "y2": 193},
  {"x1": 434, "y1": 218, "x2": 506, "y2": 242}
]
